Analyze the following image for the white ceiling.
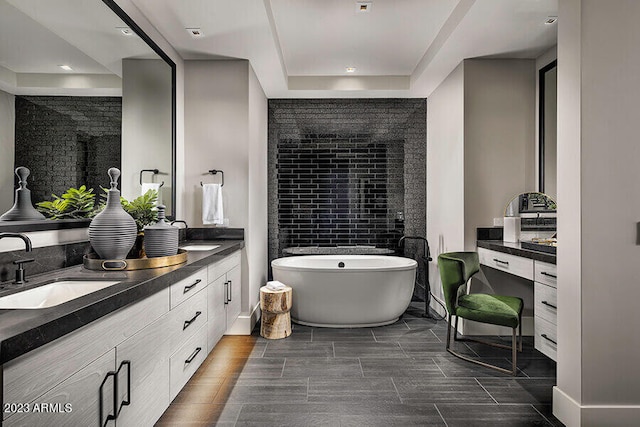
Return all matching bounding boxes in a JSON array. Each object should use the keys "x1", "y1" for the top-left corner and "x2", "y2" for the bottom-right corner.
[{"x1": 130, "y1": 0, "x2": 558, "y2": 98}]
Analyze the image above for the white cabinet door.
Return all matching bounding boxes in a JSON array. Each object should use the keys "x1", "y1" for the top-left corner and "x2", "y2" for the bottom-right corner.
[
  {"x1": 225, "y1": 264, "x2": 242, "y2": 330},
  {"x1": 207, "y1": 275, "x2": 227, "y2": 353},
  {"x1": 115, "y1": 314, "x2": 171, "y2": 427},
  {"x1": 4, "y1": 349, "x2": 116, "y2": 427}
]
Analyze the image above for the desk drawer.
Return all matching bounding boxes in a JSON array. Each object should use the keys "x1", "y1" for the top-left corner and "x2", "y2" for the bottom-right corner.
[
  {"x1": 534, "y1": 282, "x2": 557, "y2": 325},
  {"x1": 207, "y1": 251, "x2": 241, "y2": 283},
  {"x1": 478, "y1": 248, "x2": 534, "y2": 280},
  {"x1": 535, "y1": 315, "x2": 557, "y2": 361},
  {"x1": 169, "y1": 324, "x2": 207, "y2": 401},
  {"x1": 534, "y1": 261, "x2": 557, "y2": 288},
  {"x1": 168, "y1": 288, "x2": 208, "y2": 354},
  {"x1": 170, "y1": 268, "x2": 207, "y2": 309}
]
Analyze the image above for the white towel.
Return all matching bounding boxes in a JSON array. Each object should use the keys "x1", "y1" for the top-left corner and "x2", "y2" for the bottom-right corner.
[
  {"x1": 266, "y1": 281, "x2": 287, "y2": 291},
  {"x1": 202, "y1": 183, "x2": 224, "y2": 225},
  {"x1": 141, "y1": 183, "x2": 162, "y2": 206}
]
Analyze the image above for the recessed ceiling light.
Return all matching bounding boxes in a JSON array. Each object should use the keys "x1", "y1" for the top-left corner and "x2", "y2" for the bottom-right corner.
[
  {"x1": 356, "y1": 2, "x2": 372, "y2": 13},
  {"x1": 545, "y1": 16, "x2": 558, "y2": 25},
  {"x1": 58, "y1": 65, "x2": 73, "y2": 71},
  {"x1": 186, "y1": 28, "x2": 203, "y2": 37},
  {"x1": 117, "y1": 27, "x2": 134, "y2": 36},
  {"x1": 346, "y1": 67, "x2": 356, "y2": 73}
]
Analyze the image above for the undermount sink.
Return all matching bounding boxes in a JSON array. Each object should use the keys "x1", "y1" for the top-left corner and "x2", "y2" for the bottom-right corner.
[
  {"x1": 0, "y1": 280, "x2": 121, "y2": 309},
  {"x1": 180, "y1": 245, "x2": 220, "y2": 251}
]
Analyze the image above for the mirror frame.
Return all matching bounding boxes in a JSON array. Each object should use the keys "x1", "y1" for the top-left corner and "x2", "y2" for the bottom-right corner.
[
  {"x1": 103, "y1": 0, "x2": 176, "y2": 220},
  {"x1": 0, "y1": 0, "x2": 177, "y2": 232},
  {"x1": 538, "y1": 59, "x2": 557, "y2": 194}
]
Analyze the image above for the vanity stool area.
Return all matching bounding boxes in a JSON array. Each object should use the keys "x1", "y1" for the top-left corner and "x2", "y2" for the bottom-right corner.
[{"x1": 477, "y1": 239, "x2": 557, "y2": 361}]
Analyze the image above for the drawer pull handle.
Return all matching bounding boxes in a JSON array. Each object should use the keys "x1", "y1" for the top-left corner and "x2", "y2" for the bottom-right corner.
[
  {"x1": 224, "y1": 281, "x2": 229, "y2": 305},
  {"x1": 541, "y1": 271, "x2": 557, "y2": 279},
  {"x1": 541, "y1": 300, "x2": 557, "y2": 310},
  {"x1": 228, "y1": 279, "x2": 233, "y2": 302},
  {"x1": 541, "y1": 333, "x2": 557, "y2": 345},
  {"x1": 99, "y1": 370, "x2": 117, "y2": 427},
  {"x1": 183, "y1": 311, "x2": 202, "y2": 330},
  {"x1": 184, "y1": 279, "x2": 202, "y2": 294},
  {"x1": 185, "y1": 347, "x2": 202, "y2": 364},
  {"x1": 493, "y1": 258, "x2": 509, "y2": 265},
  {"x1": 116, "y1": 360, "x2": 131, "y2": 416}
]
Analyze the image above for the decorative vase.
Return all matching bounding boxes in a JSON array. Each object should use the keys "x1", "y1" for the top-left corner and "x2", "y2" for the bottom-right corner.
[
  {"x1": 144, "y1": 204, "x2": 178, "y2": 258},
  {"x1": 0, "y1": 167, "x2": 46, "y2": 221},
  {"x1": 89, "y1": 168, "x2": 137, "y2": 259}
]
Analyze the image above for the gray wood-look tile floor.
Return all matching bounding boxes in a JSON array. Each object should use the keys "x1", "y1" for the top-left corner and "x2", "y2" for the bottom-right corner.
[{"x1": 156, "y1": 303, "x2": 564, "y2": 426}]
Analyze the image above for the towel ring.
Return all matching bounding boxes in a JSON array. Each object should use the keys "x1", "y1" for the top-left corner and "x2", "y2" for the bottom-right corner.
[
  {"x1": 200, "y1": 169, "x2": 224, "y2": 187},
  {"x1": 140, "y1": 169, "x2": 164, "y2": 187}
]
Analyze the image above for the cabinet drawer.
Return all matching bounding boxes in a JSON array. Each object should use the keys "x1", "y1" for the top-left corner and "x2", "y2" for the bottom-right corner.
[
  {"x1": 535, "y1": 316, "x2": 557, "y2": 361},
  {"x1": 207, "y1": 251, "x2": 241, "y2": 283},
  {"x1": 478, "y1": 248, "x2": 533, "y2": 280},
  {"x1": 534, "y1": 282, "x2": 557, "y2": 325},
  {"x1": 169, "y1": 288, "x2": 208, "y2": 354},
  {"x1": 169, "y1": 324, "x2": 207, "y2": 401},
  {"x1": 170, "y1": 268, "x2": 207, "y2": 309},
  {"x1": 534, "y1": 261, "x2": 558, "y2": 288}
]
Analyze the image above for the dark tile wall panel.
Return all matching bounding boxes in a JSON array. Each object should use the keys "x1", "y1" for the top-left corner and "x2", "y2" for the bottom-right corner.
[
  {"x1": 268, "y1": 99, "x2": 427, "y2": 292},
  {"x1": 14, "y1": 96, "x2": 121, "y2": 204}
]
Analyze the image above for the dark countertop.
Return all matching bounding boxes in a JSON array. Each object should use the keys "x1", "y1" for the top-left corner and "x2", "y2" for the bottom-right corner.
[
  {"x1": 0, "y1": 239, "x2": 244, "y2": 364},
  {"x1": 477, "y1": 240, "x2": 556, "y2": 265}
]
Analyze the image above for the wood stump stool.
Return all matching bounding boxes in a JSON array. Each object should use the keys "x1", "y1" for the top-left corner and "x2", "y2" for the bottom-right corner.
[{"x1": 260, "y1": 286, "x2": 292, "y2": 339}]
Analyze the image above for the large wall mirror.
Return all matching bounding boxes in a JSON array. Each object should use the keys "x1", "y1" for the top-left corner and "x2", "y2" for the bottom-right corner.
[
  {"x1": 538, "y1": 60, "x2": 557, "y2": 200},
  {"x1": 0, "y1": 0, "x2": 176, "y2": 228}
]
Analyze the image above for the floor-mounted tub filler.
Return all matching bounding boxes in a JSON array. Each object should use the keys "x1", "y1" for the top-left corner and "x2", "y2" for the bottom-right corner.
[{"x1": 271, "y1": 255, "x2": 417, "y2": 328}]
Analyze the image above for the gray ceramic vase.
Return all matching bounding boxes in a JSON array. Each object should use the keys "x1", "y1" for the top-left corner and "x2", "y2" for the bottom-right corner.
[
  {"x1": 89, "y1": 168, "x2": 137, "y2": 260},
  {"x1": 0, "y1": 167, "x2": 46, "y2": 221},
  {"x1": 144, "y1": 205, "x2": 178, "y2": 258}
]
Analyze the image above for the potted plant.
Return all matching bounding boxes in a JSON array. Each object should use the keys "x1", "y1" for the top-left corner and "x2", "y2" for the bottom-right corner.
[{"x1": 36, "y1": 186, "x2": 96, "y2": 219}]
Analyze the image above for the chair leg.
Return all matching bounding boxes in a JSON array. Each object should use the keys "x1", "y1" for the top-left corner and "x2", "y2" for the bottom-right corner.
[
  {"x1": 444, "y1": 315, "x2": 517, "y2": 376},
  {"x1": 512, "y1": 327, "x2": 517, "y2": 376},
  {"x1": 519, "y1": 319, "x2": 523, "y2": 352}
]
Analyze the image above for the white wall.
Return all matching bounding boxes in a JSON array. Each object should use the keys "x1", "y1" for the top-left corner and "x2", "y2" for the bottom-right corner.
[
  {"x1": 554, "y1": 0, "x2": 640, "y2": 425},
  {"x1": 0, "y1": 89, "x2": 15, "y2": 214},
  {"x1": 463, "y1": 59, "x2": 536, "y2": 251},
  {"x1": 121, "y1": 59, "x2": 172, "y2": 209},
  {"x1": 247, "y1": 64, "x2": 268, "y2": 314},
  {"x1": 426, "y1": 62, "x2": 465, "y2": 313},
  {"x1": 185, "y1": 60, "x2": 268, "y2": 329}
]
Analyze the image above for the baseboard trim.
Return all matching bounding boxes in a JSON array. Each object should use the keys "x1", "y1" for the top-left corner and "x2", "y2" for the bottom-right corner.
[
  {"x1": 553, "y1": 386, "x2": 640, "y2": 427},
  {"x1": 225, "y1": 302, "x2": 261, "y2": 335}
]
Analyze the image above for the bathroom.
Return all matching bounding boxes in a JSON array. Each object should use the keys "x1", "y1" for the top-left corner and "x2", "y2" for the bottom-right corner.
[{"x1": 0, "y1": 0, "x2": 638, "y2": 426}]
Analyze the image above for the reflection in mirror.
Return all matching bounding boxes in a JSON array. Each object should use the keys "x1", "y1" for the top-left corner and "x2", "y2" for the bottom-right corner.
[
  {"x1": 539, "y1": 60, "x2": 557, "y2": 200},
  {"x1": 0, "y1": 0, "x2": 175, "y2": 224},
  {"x1": 504, "y1": 192, "x2": 557, "y2": 251}
]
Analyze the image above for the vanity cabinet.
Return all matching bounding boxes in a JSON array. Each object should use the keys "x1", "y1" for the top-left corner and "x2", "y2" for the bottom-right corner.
[
  {"x1": 207, "y1": 251, "x2": 241, "y2": 352},
  {"x1": 534, "y1": 261, "x2": 557, "y2": 361},
  {"x1": 2, "y1": 250, "x2": 243, "y2": 426}
]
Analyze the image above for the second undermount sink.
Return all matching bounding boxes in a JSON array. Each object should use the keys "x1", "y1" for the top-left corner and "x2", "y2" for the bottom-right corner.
[
  {"x1": 180, "y1": 245, "x2": 220, "y2": 251},
  {"x1": 0, "y1": 280, "x2": 121, "y2": 309}
]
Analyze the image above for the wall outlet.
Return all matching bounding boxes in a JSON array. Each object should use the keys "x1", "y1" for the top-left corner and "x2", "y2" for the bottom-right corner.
[{"x1": 493, "y1": 217, "x2": 504, "y2": 227}]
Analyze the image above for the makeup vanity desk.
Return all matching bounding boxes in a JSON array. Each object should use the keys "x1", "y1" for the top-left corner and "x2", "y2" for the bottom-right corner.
[{"x1": 477, "y1": 240, "x2": 557, "y2": 361}]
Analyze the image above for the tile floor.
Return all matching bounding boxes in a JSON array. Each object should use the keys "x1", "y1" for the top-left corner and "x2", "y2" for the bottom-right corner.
[{"x1": 156, "y1": 303, "x2": 564, "y2": 426}]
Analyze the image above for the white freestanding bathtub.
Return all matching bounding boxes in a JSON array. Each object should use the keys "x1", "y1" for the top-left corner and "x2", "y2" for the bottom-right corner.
[{"x1": 271, "y1": 255, "x2": 417, "y2": 328}]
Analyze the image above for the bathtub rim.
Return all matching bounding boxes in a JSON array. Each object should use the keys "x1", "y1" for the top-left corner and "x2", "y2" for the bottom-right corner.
[{"x1": 271, "y1": 254, "x2": 417, "y2": 272}]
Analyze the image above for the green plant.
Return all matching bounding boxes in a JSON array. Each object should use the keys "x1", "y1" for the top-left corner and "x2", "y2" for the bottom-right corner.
[
  {"x1": 36, "y1": 186, "x2": 96, "y2": 219},
  {"x1": 93, "y1": 189, "x2": 158, "y2": 232}
]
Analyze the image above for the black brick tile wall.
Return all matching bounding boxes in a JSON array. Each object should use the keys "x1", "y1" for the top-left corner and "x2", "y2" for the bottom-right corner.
[
  {"x1": 268, "y1": 99, "x2": 427, "y2": 289},
  {"x1": 14, "y1": 96, "x2": 121, "y2": 203}
]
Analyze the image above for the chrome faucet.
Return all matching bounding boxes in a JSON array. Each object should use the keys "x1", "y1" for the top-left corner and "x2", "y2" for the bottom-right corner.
[{"x1": 0, "y1": 233, "x2": 34, "y2": 284}]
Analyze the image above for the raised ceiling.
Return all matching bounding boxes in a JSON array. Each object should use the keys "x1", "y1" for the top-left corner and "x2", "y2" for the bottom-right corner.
[{"x1": 131, "y1": 0, "x2": 558, "y2": 98}]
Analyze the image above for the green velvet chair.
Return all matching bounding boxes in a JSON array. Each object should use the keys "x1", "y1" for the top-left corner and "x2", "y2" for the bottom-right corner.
[{"x1": 438, "y1": 251, "x2": 523, "y2": 375}]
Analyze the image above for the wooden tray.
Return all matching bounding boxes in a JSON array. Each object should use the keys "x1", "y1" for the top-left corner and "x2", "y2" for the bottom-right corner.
[{"x1": 83, "y1": 249, "x2": 188, "y2": 271}]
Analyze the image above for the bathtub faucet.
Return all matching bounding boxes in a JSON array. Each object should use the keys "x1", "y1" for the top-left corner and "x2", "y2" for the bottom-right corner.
[
  {"x1": 398, "y1": 235, "x2": 431, "y2": 262},
  {"x1": 398, "y1": 235, "x2": 434, "y2": 319}
]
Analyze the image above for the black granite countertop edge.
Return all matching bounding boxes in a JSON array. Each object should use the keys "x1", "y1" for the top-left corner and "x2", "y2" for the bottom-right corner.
[
  {"x1": 477, "y1": 240, "x2": 556, "y2": 264},
  {"x1": 0, "y1": 239, "x2": 244, "y2": 364}
]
